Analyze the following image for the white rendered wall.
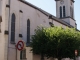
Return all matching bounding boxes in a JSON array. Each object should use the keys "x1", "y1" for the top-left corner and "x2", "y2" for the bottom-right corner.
[
  {"x1": 0, "y1": 0, "x2": 76, "y2": 60},
  {"x1": 55, "y1": 0, "x2": 76, "y2": 27},
  {"x1": 0, "y1": 0, "x2": 8, "y2": 60}
]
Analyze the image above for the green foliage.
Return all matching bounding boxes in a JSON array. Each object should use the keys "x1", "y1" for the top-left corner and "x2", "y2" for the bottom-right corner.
[
  {"x1": 31, "y1": 27, "x2": 48, "y2": 54},
  {"x1": 30, "y1": 26, "x2": 80, "y2": 59}
]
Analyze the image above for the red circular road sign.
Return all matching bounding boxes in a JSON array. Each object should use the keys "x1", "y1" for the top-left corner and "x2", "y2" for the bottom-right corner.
[
  {"x1": 16, "y1": 40, "x2": 25, "y2": 51},
  {"x1": 75, "y1": 50, "x2": 78, "y2": 56}
]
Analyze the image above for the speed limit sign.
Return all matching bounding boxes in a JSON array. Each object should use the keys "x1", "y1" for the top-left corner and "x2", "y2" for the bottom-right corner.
[{"x1": 16, "y1": 40, "x2": 25, "y2": 51}]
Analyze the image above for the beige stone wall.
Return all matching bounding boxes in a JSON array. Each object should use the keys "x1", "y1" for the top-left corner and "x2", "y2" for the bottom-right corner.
[
  {"x1": 0, "y1": 0, "x2": 8, "y2": 60},
  {"x1": 33, "y1": 54, "x2": 52, "y2": 60},
  {"x1": 62, "y1": 18, "x2": 70, "y2": 24},
  {"x1": 53, "y1": 20, "x2": 62, "y2": 27},
  {"x1": 26, "y1": 47, "x2": 33, "y2": 60},
  {"x1": 0, "y1": 0, "x2": 2, "y2": 16},
  {"x1": 8, "y1": 48, "x2": 16, "y2": 60},
  {"x1": 70, "y1": 18, "x2": 76, "y2": 27},
  {"x1": 0, "y1": 0, "x2": 76, "y2": 60},
  {"x1": 7, "y1": 1, "x2": 67, "y2": 60}
]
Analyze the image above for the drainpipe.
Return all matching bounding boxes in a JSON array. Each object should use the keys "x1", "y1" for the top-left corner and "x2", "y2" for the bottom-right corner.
[{"x1": 7, "y1": 0, "x2": 10, "y2": 60}]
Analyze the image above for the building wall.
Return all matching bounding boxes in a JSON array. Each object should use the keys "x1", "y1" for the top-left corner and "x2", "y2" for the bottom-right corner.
[
  {"x1": 70, "y1": 18, "x2": 76, "y2": 27},
  {"x1": 56, "y1": 0, "x2": 74, "y2": 18},
  {"x1": 56, "y1": 0, "x2": 76, "y2": 27},
  {"x1": 0, "y1": 0, "x2": 9, "y2": 60},
  {"x1": 0, "y1": 0, "x2": 76, "y2": 60},
  {"x1": 62, "y1": 18, "x2": 70, "y2": 24},
  {"x1": 0, "y1": 0, "x2": 2, "y2": 16},
  {"x1": 33, "y1": 54, "x2": 52, "y2": 60}
]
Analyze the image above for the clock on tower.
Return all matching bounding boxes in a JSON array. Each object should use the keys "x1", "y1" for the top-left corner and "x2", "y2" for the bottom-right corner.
[{"x1": 60, "y1": 0, "x2": 64, "y2": 4}]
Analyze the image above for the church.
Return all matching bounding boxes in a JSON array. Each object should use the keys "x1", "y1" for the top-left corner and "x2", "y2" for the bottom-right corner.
[{"x1": 0, "y1": 0, "x2": 77, "y2": 60}]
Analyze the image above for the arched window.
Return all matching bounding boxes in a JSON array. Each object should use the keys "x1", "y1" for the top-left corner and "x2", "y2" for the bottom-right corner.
[
  {"x1": 11, "y1": 13, "x2": 15, "y2": 43},
  {"x1": 60, "y1": 6, "x2": 62, "y2": 18},
  {"x1": 63, "y1": 6, "x2": 66, "y2": 17},
  {"x1": 27, "y1": 19, "x2": 30, "y2": 43}
]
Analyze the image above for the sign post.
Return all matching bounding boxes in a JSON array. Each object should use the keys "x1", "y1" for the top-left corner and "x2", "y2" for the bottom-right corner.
[{"x1": 16, "y1": 40, "x2": 26, "y2": 60}]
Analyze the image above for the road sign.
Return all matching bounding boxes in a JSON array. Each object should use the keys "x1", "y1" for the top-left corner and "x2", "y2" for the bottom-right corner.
[
  {"x1": 75, "y1": 50, "x2": 78, "y2": 56},
  {"x1": 16, "y1": 40, "x2": 25, "y2": 51}
]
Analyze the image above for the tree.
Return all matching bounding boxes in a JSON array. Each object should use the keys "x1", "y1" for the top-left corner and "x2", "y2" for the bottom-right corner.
[
  {"x1": 30, "y1": 27, "x2": 49, "y2": 60},
  {"x1": 45, "y1": 27, "x2": 80, "y2": 59},
  {"x1": 30, "y1": 26, "x2": 80, "y2": 60}
]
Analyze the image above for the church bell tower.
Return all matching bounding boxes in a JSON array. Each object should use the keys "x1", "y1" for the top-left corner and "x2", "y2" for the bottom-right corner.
[{"x1": 55, "y1": 0, "x2": 77, "y2": 28}]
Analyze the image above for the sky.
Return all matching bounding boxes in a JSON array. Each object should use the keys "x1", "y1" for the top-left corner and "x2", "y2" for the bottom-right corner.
[{"x1": 25, "y1": 0, "x2": 80, "y2": 30}]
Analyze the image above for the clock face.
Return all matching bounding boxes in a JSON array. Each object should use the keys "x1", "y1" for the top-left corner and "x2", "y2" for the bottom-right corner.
[{"x1": 60, "y1": 0, "x2": 64, "y2": 4}]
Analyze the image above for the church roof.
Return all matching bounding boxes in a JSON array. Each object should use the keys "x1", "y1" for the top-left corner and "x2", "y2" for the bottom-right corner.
[
  {"x1": 18, "y1": 0, "x2": 74, "y2": 28},
  {"x1": 55, "y1": 0, "x2": 75, "y2": 2}
]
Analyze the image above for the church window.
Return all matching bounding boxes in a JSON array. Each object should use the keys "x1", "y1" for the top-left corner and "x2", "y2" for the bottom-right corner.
[
  {"x1": 72, "y1": 9, "x2": 73, "y2": 18},
  {"x1": 70, "y1": 7, "x2": 73, "y2": 18},
  {"x1": 27, "y1": 19, "x2": 30, "y2": 43},
  {"x1": 11, "y1": 13, "x2": 15, "y2": 43},
  {"x1": 0, "y1": 22, "x2": 1, "y2": 32},
  {"x1": 70, "y1": 7, "x2": 71, "y2": 17},
  {"x1": 71, "y1": 8, "x2": 73, "y2": 18},
  {"x1": 0, "y1": 16, "x2": 2, "y2": 32},
  {"x1": 63, "y1": 6, "x2": 66, "y2": 17},
  {"x1": 60, "y1": 6, "x2": 62, "y2": 18},
  {"x1": 20, "y1": 49, "x2": 26, "y2": 59}
]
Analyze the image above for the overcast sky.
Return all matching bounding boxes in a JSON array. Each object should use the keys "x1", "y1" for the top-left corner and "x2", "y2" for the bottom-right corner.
[{"x1": 25, "y1": 0, "x2": 80, "y2": 30}]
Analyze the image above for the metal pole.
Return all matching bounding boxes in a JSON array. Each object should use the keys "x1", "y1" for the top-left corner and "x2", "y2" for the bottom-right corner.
[
  {"x1": 75, "y1": 55, "x2": 76, "y2": 60},
  {"x1": 20, "y1": 51, "x2": 22, "y2": 60}
]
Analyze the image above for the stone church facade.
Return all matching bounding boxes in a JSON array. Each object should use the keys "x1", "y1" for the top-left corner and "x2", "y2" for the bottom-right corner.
[{"x1": 0, "y1": 0, "x2": 76, "y2": 60}]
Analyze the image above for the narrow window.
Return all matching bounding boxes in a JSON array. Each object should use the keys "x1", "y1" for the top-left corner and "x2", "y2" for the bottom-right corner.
[
  {"x1": 70, "y1": 7, "x2": 72, "y2": 17},
  {"x1": 0, "y1": 16, "x2": 2, "y2": 32},
  {"x1": 71, "y1": 7, "x2": 73, "y2": 18},
  {"x1": 63, "y1": 6, "x2": 66, "y2": 17},
  {"x1": 70, "y1": 7, "x2": 73, "y2": 18},
  {"x1": 0, "y1": 22, "x2": 1, "y2": 32},
  {"x1": 11, "y1": 13, "x2": 15, "y2": 43},
  {"x1": 20, "y1": 49, "x2": 26, "y2": 59},
  {"x1": 27, "y1": 19, "x2": 30, "y2": 43},
  {"x1": 60, "y1": 6, "x2": 62, "y2": 18}
]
